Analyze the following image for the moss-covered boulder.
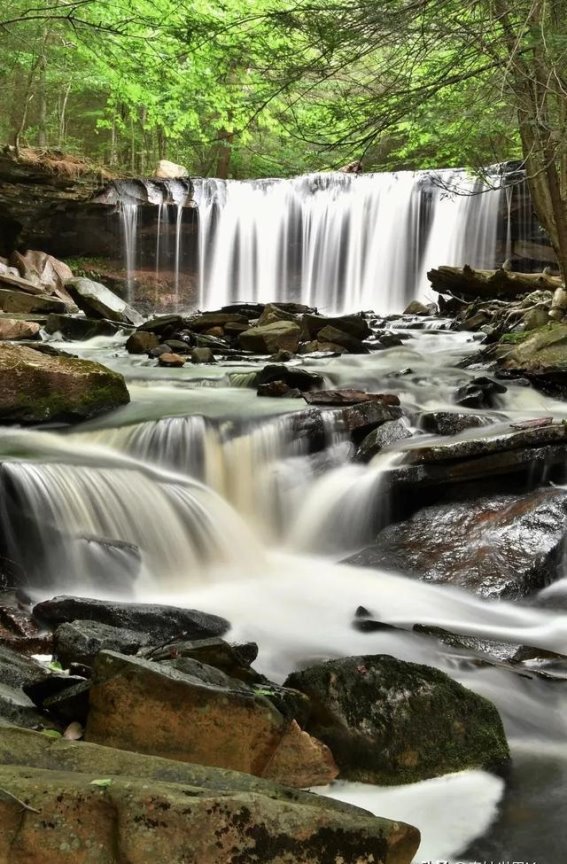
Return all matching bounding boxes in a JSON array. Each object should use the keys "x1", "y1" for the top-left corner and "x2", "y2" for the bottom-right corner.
[
  {"x1": 0, "y1": 343, "x2": 129, "y2": 423},
  {"x1": 0, "y1": 727, "x2": 420, "y2": 864},
  {"x1": 496, "y1": 321, "x2": 567, "y2": 394},
  {"x1": 285, "y1": 655, "x2": 510, "y2": 784}
]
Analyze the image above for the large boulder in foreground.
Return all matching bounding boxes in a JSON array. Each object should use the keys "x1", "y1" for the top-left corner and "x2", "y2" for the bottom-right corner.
[
  {"x1": 0, "y1": 344, "x2": 129, "y2": 423},
  {"x1": 348, "y1": 488, "x2": 567, "y2": 599},
  {"x1": 85, "y1": 651, "x2": 337, "y2": 788},
  {"x1": 0, "y1": 727, "x2": 420, "y2": 864},
  {"x1": 285, "y1": 655, "x2": 509, "y2": 785},
  {"x1": 65, "y1": 277, "x2": 143, "y2": 326}
]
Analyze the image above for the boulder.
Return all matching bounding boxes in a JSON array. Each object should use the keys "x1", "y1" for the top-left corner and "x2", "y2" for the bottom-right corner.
[
  {"x1": 455, "y1": 376, "x2": 507, "y2": 409},
  {"x1": 316, "y1": 324, "x2": 368, "y2": 353},
  {"x1": 8, "y1": 249, "x2": 76, "y2": 306},
  {"x1": 403, "y1": 300, "x2": 430, "y2": 315},
  {"x1": 0, "y1": 317, "x2": 40, "y2": 340},
  {"x1": 0, "y1": 343, "x2": 129, "y2": 423},
  {"x1": 257, "y1": 303, "x2": 300, "y2": 327},
  {"x1": 188, "y1": 311, "x2": 249, "y2": 331},
  {"x1": 301, "y1": 313, "x2": 371, "y2": 341},
  {"x1": 65, "y1": 277, "x2": 143, "y2": 326},
  {"x1": 137, "y1": 314, "x2": 184, "y2": 335},
  {"x1": 125, "y1": 330, "x2": 160, "y2": 353},
  {"x1": 85, "y1": 651, "x2": 336, "y2": 787},
  {"x1": 0, "y1": 288, "x2": 68, "y2": 315},
  {"x1": 262, "y1": 719, "x2": 339, "y2": 788},
  {"x1": 254, "y1": 364, "x2": 323, "y2": 392},
  {"x1": 354, "y1": 419, "x2": 412, "y2": 462},
  {"x1": 285, "y1": 655, "x2": 510, "y2": 784},
  {"x1": 496, "y1": 322, "x2": 567, "y2": 395},
  {"x1": 0, "y1": 727, "x2": 420, "y2": 864},
  {"x1": 33, "y1": 596, "x2": 229, "y2": 642},
  {"x1": 239, "y1": 321, "x2": 301, "y2": 354},
  {"x1": 339, "y1": 399, "x2": 402, "y2": 436},
  {"x1": 347, "y1": 488, "x2": 567, "y2": 599},
  {"x1": 191, "y1": 347, "x2": 215, "y2": 363},
  {"x1": 45, "y1": 314, "x2": 124, "y2": 341},
  {"x1": 154, "y1": 159, "x2": 189, "y2": 179},
  {"x1": 0, "y1": 645, "x2": 56, "y2": 729},
  {"x1": 54, "y1": 620, "x2": 151, "y2": 668}
]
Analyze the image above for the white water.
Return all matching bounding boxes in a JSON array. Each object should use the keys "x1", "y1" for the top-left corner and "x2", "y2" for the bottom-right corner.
[{"x1": 192, "y1": 170, "x2": 502, "y2": 313}]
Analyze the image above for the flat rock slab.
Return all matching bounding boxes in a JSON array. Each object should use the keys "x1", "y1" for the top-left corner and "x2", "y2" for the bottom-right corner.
[
  {"x1": 33, "y1": 596, "x2": 229, "y2": 641},
  {"x1": 348, "y1": 488, "x2": 567, "y2": 599},
  {"x1": 0, "y1": 745, "x2": 419, "y2": 863},
  {"x1": 285, "y1": 655, "x2": 509, "y2": 784},
  {"x1": 0, "y1": 288, "x2": 68, "y2": 315},
  {"x1": 66, "y1": 277, "x2": 143, "y2": 326},
  {"x1": 304, "y1": 389, "x2": 400, "y2": 407},
  {"x1": 0, "y1": 343, "x2": 129, "y2": 423}
]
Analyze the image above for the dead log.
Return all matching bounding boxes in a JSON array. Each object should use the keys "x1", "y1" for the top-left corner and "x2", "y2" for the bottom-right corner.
[{"x1": 428, "y1": 265, "x2": 562, "y2": 300}]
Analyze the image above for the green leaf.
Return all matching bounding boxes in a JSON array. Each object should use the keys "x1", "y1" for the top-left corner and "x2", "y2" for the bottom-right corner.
[
  {"x1": 42, "y1": 729, "x2": 62, "y2": 739},
  {"x1": 90, "y1": 779, "x2": 113, "y2": 788}
]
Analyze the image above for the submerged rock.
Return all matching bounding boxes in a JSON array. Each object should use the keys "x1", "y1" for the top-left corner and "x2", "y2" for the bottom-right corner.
[
  {"x1": 349, "y1": 488, "x2": 567, "y2": 599},
  {"x1": 285, "y1": 655, "x2": 509, "y2": 784},
  {"x1": 0, "y1": 343, "x2": 129, "y2": 423},
  {"x1": 65, "y1": 277, "x2": 143, "y2": 326},
  {"x1": 455, "y1": 375, "x2": 507, "y2": 409},
  {"x1": 0, "y1": 727, "x2": 420, "y2": 864}
]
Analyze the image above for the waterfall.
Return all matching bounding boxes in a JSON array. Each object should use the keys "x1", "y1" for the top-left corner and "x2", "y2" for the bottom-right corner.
[
  {"x1": 193, "y1": 169, "x2": 505, "y2": 314},
  {"x1": 119, "y1": 201, "x2": 138, "y2": 303}
]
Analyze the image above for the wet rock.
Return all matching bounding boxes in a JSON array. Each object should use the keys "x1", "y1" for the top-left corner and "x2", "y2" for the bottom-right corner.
[
  {"x1": 257, "y1": 381, "x2": 302, "y2": 398},
  {"x1": 285, "y1": 655, "x2": 509, "y2": 784},
  {"x1": 0, "y1": 343, "x2": 129, "y2": 423},
  {"x1": 239, "y1": 320, "x2": 301, "y2": 354},
  {"x1": 220, "y1": 302, "x2": 266, "y2": 318},
  {"x1": 23, "y1": 674, "x2": 87, "y2": 709},
  {"x1": 143, "y1": 637, "x2": 259, "y2": 678},
  {"x1": 190, "y1": 346, "x2": 215, "y2": 363},
  {"x1": 349, "y1": 489, "x2": 567, "y2": 599},
  {"x1": 224, "y1": 320, "x2": 249, "y2": 337},
  {"x1": 0, "y1": 317, "x2": 40, "y2": 340},
  {"x1": 354, "y1": 419, "x2": 412, "y2": 462},
  {"x1": 150, "y1": 343, "x2": 176, "y2": 357},
  {"x1": 33, "y1": 596, "x2": 229, "y2": 642},
  {"x1": 268, "y1": 349, "x2": 294, "y2": 363},
  {"x1": 289, "y1": 408, "x2": 329, "y2": 453},
  {"x1": 0, "y1": 727, "x2": 420, "y2": 864},
  {"x1": 263, "y1": 719, "x2": 339, "y2": 788},
  {"x1": 46, "y1": 313, "x2": 124, "y2": 341},
  {"x1": 66, "y1": 277, "x2": 143, "y2": 326},
  {"x1": 304, "y1": 389, "x2": 399, "y2": 407},
  {"x1": 339, "y1": 399, "x2": 402, "y2": 436},
  {"x1": 420, "y1": 410, "x2": 494, "y2": 436},
  {"x1": 137, "y1": 314, "x2": 184, "y2": 335},
  {"x1": 316, "y1": 324, "x2": 368, "y2": 353},
  {"x1": 163, "y1": 338, "x2": 193, "y2": 354},
  {"x1": 0, "y1": 593, "x2": 51, "y2": 655},
  {"x1": 125, "y1": 330, "x2": 160, "y2": 353},
  {"x1": 158, "y1": 352, "x2": 185, "y2": 367},
  {"x1": 301, "y1": 313, "x2": 371, "y2": 341},
  {"x1": 86, "y1": 651, "x2": 335, "y2": 787},
  {"x1": 254, "y1": 364, "x2": 324, "y2": 392},
  {"x1": 455, "y1": 375, "x2": 507, "y2": 409},
  {"x1": 42, "y1": 679, "x2": 91, "y2": 725},
  {"x1": 54, "y1": 620, "x2": 151, "y2": 668},
  {"x1": 0, "y1": 644, "x2": 55, "y2": 728},
  {"x1": 188, "y1": 311, "x2": 249, "y2": 331},
  {"x1": 257, "y1": 303, "x2": 299, "y2": 326},
  {"x1": 378, "y1": 332, "x2": 404, "y2": 348}
]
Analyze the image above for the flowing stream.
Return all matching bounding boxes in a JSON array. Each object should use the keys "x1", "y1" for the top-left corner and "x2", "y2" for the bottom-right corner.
[{"x1": 4, "y1": 318, "x2": 566, "y2": 863}]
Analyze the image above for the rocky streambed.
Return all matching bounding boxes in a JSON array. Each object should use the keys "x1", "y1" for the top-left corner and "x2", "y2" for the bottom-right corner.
[{"x1": 0, "y1": 257, "x2": 567, "y2": 861}]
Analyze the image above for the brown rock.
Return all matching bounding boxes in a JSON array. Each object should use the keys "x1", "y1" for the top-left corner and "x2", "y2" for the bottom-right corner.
[
  {"x1": 86, "y1": 652, "x2": 287, "y2": 776},
  {"x1": 239, "y1": 321, "x2": 301, "y2": 354},
  {"x1": 158, "y1": 352, "x2": 186, "y2": 367},
  {"x1": 257, "y1": 381, "x2": 302, "y2": 398},
  {"x1": 316, "y1": 324, "x2": 368, "y2": 353},
  {"x1": 0, "y1": 288, "x2": 68, "y2": 315},
  {"x1": 303, "y1": 389, "x2": 400, "y2": 407},
  {"x1": 263, "y1": 720, "x2": 339, "y2": 788},
  {"x1": 203, "y1": 326, "x2": 224, "y2": 338},
  {"x1": 301, "y1": 313, "x2": 371, "y2": 341},
  {"x1": 126, "y1": 330, "x2": 160, "y2": 354},
  {"x1": 0, "y1": 318, "x2": 40, "y2": 340}
]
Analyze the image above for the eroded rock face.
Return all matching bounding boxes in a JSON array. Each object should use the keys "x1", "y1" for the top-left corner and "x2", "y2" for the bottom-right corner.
[
  {"x1": 285, "y1": 655, "x2": 510, "y2": 784},
  {"x1": 0, "y1": 727, "x2": 420, "y2": 864},
  {"x1": 0, "y1": 344, "x2": 129, "y2": 423},
  {"x1": 348, "y1": 488, "x2": 567, "y2": 599}
]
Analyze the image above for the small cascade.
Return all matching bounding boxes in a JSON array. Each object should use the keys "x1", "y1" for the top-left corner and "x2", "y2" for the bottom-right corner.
[
  {"x1": 0, "y1": 429, "x2": 262, "y2": 591},
  {"x1": 119, "y1": 201, "x2": 138, "y2": 303}
]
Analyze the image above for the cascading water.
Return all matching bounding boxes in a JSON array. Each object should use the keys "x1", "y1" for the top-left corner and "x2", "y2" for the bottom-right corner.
[{"x1": 193, "y1": 169, "x2": 504, "y2": 313}]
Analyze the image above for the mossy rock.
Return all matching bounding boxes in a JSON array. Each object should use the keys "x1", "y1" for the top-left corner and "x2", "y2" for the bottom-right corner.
[
  {"x1": 285, "y1": 654, "x2": 510, "y2": 784},
  {"x1": 0, "y1": 343, "x2": 129, "y2": 423},
  {"x1": 497, "y1": 322, "x2": 567, "y2": 394}
]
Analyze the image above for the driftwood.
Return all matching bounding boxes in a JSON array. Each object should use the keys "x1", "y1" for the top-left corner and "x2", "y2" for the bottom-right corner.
[{"x1": 428, "y1": 265, "x2": 562, "y2": 300}]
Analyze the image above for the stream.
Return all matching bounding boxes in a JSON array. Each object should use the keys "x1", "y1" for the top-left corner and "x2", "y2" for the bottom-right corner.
[{"x1": 1, "y1": 316, "x2": 565, "y2": 862}]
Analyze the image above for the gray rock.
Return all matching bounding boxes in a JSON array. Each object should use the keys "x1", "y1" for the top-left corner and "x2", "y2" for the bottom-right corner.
[
  {"x1": 420, "y1": 410, "x2": 494, "y2": 436},
  {"x1": 355, "y1": 419, "x2": 412, "y2": 462},
  {"x1": 65, "y1": 277, "x2": 143, "y2": 326},
  {"x1": 45, "y1": 314, "x2": 124, "y2": 341},
  {"x1": 54, "y1": 620, "x2": 151, "y2": 668},
  {"x1": 191, "y1": 346, "x2": 215, "y2": 363}
]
